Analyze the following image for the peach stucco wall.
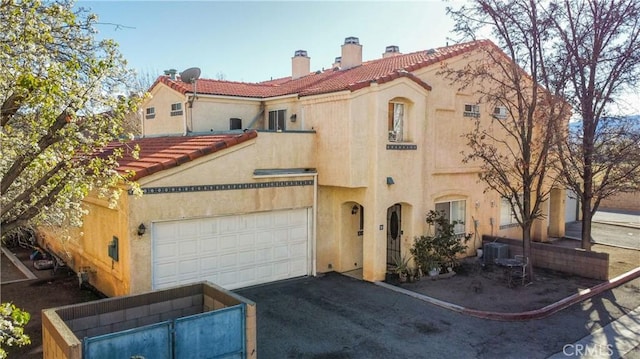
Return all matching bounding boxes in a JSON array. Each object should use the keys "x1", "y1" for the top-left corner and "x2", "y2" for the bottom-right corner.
[
  {"x1": 41, "y1": 189, "x2": 132, "y2": 297},
  {"x1": 142, "y1": 83, "x2": 186, "y2": 136},
  {"x1": 126, "y1": 132, "x2": 316, "y2": 294}
]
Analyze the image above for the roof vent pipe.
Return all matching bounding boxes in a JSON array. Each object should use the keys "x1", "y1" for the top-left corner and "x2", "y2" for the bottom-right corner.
[{"x1": 164, "y1": 69, "x2": 178, "y2": 80}]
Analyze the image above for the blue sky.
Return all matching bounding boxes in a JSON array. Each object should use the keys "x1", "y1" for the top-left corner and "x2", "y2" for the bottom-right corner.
[{"x1": 78, "y1": 1, "x2": 460, "y2": 83}]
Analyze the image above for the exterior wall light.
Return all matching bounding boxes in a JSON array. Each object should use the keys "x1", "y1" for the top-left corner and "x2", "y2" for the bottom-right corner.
[
  {"x1": 386, "y1": 177, "x2": 395, "y2": 185},
  {"x1": 351, "y1": 205, "x2": 359, "y2": 215},
  {"x1": 137, "y1": 223, "x2": 146, "y2": 236}
]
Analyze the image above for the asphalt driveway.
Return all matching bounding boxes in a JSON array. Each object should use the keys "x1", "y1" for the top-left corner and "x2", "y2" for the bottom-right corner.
[{"x1": 235, "y1": 272, "x2": 640, "y2": 359}]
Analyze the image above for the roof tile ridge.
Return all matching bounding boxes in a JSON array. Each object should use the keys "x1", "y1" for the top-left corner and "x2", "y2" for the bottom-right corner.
[{"x1": 196, "y1": 78, "x2": 273, "y2": 87}]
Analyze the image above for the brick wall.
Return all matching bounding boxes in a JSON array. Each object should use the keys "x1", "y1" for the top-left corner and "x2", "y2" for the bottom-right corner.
[{"x1": 483, "y1": 236, "x2": 609, "y2": 280}]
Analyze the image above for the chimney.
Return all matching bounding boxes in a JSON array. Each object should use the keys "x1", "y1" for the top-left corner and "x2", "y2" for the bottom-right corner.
[
  {"x1": 292, "y1": 50, "x2": 310, "y2": 80},
  {"x1": 383, "y1": 45, "x2": 401, "y2": 58},
  {"x1": 341, "y1": 37, "x2": 362, "y2": 70},
  {"x1": 332, "y1": 56, "x2": 341, "y2": 69},
  {"x1": 164, "y1": 69, "x2": 178, "y2": 80}
]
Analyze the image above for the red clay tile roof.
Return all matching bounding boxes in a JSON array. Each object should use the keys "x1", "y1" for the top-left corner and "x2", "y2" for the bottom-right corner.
[
  {"x1": 100, "y1": 131, "x2": 257, "y2": 180},
  {"x1": 150, "y1": 40, "x2": 492, "y2": 99}
]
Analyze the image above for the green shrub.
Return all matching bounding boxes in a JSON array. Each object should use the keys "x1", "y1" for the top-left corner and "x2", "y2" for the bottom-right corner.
[{"x1": 411, "y1": 210, "x2": 472, "y2": 273}]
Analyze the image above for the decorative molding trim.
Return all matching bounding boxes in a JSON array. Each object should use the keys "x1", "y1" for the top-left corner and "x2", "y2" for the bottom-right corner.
[
  {"x1": 386, "y1": 143, "x2": 418, "y2": 150},
  {"x1": 129, "y1": 180, "x2": 314, "y2": 195}
]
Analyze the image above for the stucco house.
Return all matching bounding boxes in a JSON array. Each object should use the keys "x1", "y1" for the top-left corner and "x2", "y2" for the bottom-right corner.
[{"x1": 42, "y1": 38, "x2": 568, "y2": 297}]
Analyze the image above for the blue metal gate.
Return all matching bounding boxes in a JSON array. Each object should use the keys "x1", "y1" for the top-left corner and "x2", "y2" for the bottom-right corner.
[{"x1": 83, "y1": 304, "x2": 246, "y2": 358}]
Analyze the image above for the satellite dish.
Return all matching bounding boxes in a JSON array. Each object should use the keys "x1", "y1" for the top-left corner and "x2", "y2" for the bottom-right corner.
[{"x1": 179, "y1": 67, "x2": 201, "y2": 83}]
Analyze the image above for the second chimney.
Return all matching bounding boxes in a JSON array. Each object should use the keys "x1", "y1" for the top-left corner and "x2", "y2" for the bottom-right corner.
[
  {"x1": 341, "y1": 37, "x2": 362, "y2": 70},
  {"x1": 383, "y1": 45, "x2": 401, "y2": 58},
  {"x1": 292, "y1": 50, "x2": 310, "y2": 80}
]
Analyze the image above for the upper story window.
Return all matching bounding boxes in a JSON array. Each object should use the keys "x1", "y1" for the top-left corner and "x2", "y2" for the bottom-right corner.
[
  {"x1": 493, "y1": 106, "x2": 507, "y2": 119},
  {"x1": 170, "y1": 103, "x2": 183, "y2": 116},
  {"x1": 464, "y1": 104, "x2": 480, "y2": 118},
  {"x1": 145, "y1": 107, "x2": 155, "y2": 119},
  {"x1": 435, "y1": 200, "x2": 466, "y2": 235},
  {"x1": 388, "y1": 102, "x2": 405, "y2": 142},
  {"x1": 268, "y1": 109, "x2": 286, "y2": 131}
]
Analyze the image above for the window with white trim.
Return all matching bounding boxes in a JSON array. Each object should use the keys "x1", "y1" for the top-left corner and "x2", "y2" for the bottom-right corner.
[
  {"x1": 493, "y1": 106, "x2": 507, "y2": 119},
  {"x1": 464, "y1": 104, "x2": 480, "y2": 118},
  {"x1": 268, "y1": 109, "x2": 286, "y2": 131},
  {"x1": 500, "y1": 196, "x2": 522, "y2": 226},
  {"x1": 170, "y1": 103, "x2": 183, "y2": 116},
  {"x1": 435, "y1": 200, "x2": 466, "y2": 234},
  {"x1": 388, "y1": 102, "x2": 405, "y2": 142},
  {"x1": 145, "y1": 107, "x2": 155, "y2": 119}
]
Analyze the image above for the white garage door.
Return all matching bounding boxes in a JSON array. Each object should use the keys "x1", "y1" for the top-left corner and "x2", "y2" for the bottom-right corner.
[
  {"x1": 152, "y1": 208, "x2": 310, "y2": 290},
  {"x1": 565, "y1": 189, "x2": 578, "y2": 223}
]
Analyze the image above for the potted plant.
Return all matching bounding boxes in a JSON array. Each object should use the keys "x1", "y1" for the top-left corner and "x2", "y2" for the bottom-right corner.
[{"x1": 392, "y1": 254, "x2": 411, "y2": 283}]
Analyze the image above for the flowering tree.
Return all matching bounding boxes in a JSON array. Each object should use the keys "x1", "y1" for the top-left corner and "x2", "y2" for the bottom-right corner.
[
  {"x1": 1, "y1": 0, "x2": 140, "y2": 237},
  {"x1": 0, "y1": 303, "x2": 30, "y2": 358}
]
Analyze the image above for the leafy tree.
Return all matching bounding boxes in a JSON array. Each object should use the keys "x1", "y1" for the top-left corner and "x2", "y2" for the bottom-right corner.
[
  {"x1": 1, "y1": 0, "x2": 140, "y2": 237},
  {"x1": 0, "y1": 303, "x2": 30, "y2": 359},
  {"x1": 548, "y1": 0, "x2": 640, "y2": 250},
  {"x1": 446, "y1": 0, "x2": 569, "y2": 279}
]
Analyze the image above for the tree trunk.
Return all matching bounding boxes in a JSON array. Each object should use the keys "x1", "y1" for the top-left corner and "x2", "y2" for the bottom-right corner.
[
  {"x1": 581, "y1": 201, "x2": 593, "y2": 251},
  {"x1": 522, "y1": 225, "x2": 534, "y2": 282}
]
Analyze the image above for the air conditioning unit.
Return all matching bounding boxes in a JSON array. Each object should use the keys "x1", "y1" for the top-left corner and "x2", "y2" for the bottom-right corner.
[
  {"x1": 483, "y1": 242, "x2": 509, "y2": 265},
  {"x1": 388, "y1": 131, "x2": 399, "y2": 142}
]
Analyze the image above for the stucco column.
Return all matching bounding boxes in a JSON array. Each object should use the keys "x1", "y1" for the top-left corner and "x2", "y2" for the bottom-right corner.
[
  {"x1": 532, "y1": 197, "x2": 550, "y2": 242},
  {"x1": 548, "y1": 188, "x2": 566, "y2": 238}
]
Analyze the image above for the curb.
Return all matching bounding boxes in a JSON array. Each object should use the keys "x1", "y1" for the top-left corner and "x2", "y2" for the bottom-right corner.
[
  {"x1": 1, "y1": 246, "x2": 38, "y2": 281},
  {"x1": 592, "y1": 219, "x2": 640, "y2": 230},
  {"x1": 376, "y1": 267, "x2": 640, "y2": 321}
]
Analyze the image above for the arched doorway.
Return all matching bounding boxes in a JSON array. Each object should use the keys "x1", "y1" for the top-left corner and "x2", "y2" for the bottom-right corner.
[{"x1": 386, "y1": 204, "x2": 402, "y2": 266}]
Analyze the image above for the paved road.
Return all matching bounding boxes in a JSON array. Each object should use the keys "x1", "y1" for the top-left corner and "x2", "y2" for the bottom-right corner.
[
  {"x1": 236, "y1": 273, "x2": 640, "y2": 359},
  {"x1": 565, "y1": 209, "x2": 640, "y2": 250},
  {"x1": 566, "y1": 222, "x2": 640, "y2": 250}
]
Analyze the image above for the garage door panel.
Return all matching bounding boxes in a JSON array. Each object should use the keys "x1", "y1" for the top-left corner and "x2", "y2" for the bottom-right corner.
[
  {"x1": 237, "y1": 233, "x2": 255, "y2": 248},
  {"x1": 153, "y1": 208, "x2": 310, "y2": 290},
  {"x1": 219, "y1": 253, "x2": 237, "y2": 268},
  {"x1": 219, "y1": 216, "x2": 237, "y2": 232},
  {"x1": 179, "y1": 258, "x2": 199, "y2": 274},
  {"x1": 255, "y1": 232, "x2": 273, "y2": 247},
  {"x1": 272, "y1": 245, "x2": 289, "y2": 260},
  {"x1": 179, "y1": 240, "x2": 198, "y2": 256},
  {"x1": 254, "y1": 248, "x2": 273, "y2": 262},
  {"x1": 237, "y1": 250, "x2": 255, "y2": 264},
  {"x1": 289, "y1": 242, "x2": 307, "y2": 257},
  {"x1": 155, "y1": 243, "x2": 178, "y2": 260}
]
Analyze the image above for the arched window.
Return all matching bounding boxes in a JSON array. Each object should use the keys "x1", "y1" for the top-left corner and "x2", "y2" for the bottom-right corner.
[{"x1": 388, "y1": 101, "x2": 405, "y2": 142}]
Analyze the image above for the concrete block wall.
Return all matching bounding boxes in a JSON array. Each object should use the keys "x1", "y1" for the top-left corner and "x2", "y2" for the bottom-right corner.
[
  {"x1": 66, "y1": 294, "x2": 204, "y2": 339},
  {"x1": 43, "y1": 282, "x2": 257, "y2": 359},
  {"x1": 483, "y1": 236, "x2": 609, "y2": 280}
]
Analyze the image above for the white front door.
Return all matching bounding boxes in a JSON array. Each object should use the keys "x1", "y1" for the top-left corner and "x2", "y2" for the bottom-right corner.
[{"x1": 152, "y1": 208, "x2": 310, "y2": 290}]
